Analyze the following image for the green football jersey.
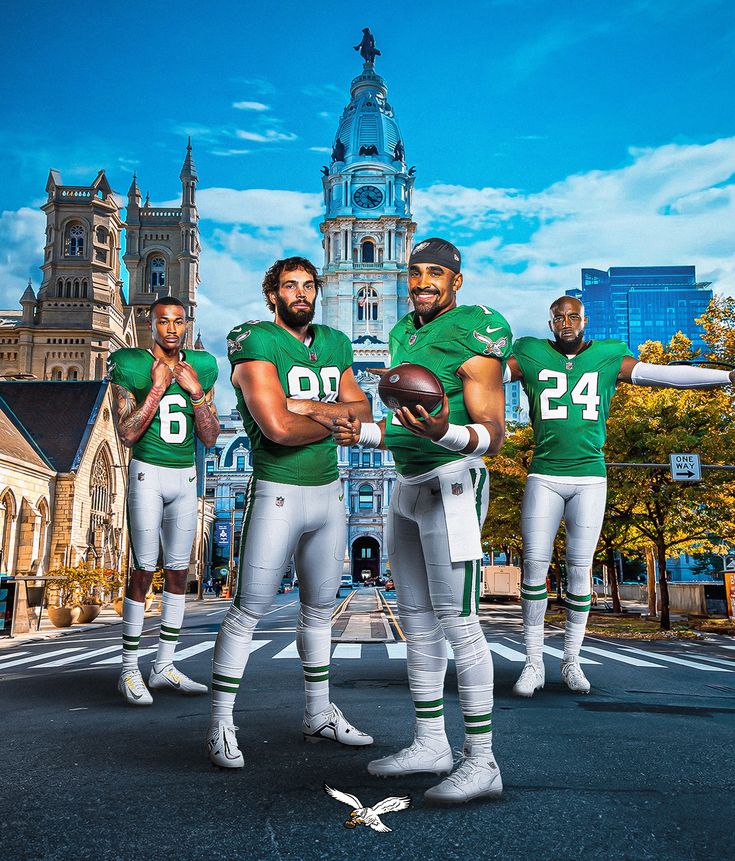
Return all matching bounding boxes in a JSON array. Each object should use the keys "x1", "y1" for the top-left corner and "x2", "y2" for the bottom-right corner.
[
  {"x1": 385, "y1": 304, "x2": 513, "y2": 477},
  {"x1": 513, "y1": 337, "x2": 634, "y2": 477},
  {"x1": 107, "y1": 348, "x2": 218, "y2": 468},
  {"x1": 227, "y1": 320, "x2": 352, "y2": 486}
]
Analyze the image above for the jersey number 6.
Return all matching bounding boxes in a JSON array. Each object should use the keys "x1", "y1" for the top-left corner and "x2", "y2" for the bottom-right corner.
[{"x1": 159, "y1": 393, "x2": 188, "y2": 443}]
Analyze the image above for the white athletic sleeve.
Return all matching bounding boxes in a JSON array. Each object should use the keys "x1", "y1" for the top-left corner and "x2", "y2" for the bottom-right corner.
[
  {"x1": 502, "y1": 364, "x2": 513, "y2": 384},
  {"x1": 630, "y1": 362, "x2": 732, "y2": 389}
]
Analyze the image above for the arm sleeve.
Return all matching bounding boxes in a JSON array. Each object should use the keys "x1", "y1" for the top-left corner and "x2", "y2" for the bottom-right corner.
[
  {"x1": 630, "y1": 362, "x2": 732, "y2": 389},
  {"x1": 226, "y1": 325, "x2": 269, "y2": 365}
]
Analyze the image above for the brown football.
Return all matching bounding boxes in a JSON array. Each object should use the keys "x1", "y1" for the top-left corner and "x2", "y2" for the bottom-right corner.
[{"x1": 378, "y1": 363, "x2": 445, "y2": 413}]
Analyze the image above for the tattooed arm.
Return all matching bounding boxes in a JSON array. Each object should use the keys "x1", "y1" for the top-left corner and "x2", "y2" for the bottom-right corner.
[
  {"x1": 113, "y1": 358, "x2": 171, "y2": 447},
  {"x1": 192, "y1": 389, "x2": 220, "y2": 448}
]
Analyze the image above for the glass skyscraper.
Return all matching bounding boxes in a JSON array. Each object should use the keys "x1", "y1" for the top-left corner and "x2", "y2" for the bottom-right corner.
[{"x1": 566, "y1": 265, "x2": 712, "y2": 354}]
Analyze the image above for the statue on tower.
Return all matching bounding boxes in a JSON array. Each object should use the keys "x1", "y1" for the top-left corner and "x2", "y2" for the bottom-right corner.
[{"x1": 354, "y1": 28, "x2": 381, "y2": 65}]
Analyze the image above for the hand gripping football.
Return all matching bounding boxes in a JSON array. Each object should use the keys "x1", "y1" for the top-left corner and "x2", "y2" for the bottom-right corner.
[{"x1": 378, "y1": 363, "x2": 445, "y2": 414}]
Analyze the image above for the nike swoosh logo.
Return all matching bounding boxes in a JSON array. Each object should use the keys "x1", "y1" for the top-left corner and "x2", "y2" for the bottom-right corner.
[
  {"x1": 486, "y1": 326, "x2": 503, "y2": 334},
  {"x1": 189, "y1": 477, "x2": 196, "y2": 482},
  {"x1": 339, "y1": 494, "x2": 344, "y2": 501}
]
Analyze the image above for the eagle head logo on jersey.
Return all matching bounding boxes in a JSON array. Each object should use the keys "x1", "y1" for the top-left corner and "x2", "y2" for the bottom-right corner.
[
  {"x1": 227, "y1": 330, "x2": 251, "y2": 356},
  {"x1": 324, "y1": 785, "x2": 411, "y2": 833}
]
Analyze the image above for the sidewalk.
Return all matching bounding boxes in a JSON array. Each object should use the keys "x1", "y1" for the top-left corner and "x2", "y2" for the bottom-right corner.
[{"x1": 0, "y1": 594, "x2": 215, "y2": 649}]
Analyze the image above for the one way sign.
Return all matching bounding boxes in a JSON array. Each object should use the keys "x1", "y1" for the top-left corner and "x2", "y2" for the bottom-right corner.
[{"x1": 669, "y1": 453, "x2": 701, "y2": 482}]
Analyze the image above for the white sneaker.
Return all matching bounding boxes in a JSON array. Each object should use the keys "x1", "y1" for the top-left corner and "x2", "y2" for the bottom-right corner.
[
  {"x1": 117, "y1": 668, "x2": 153, "y2": 706},
  {"x1": 148, "y1": 663, "x2": 208, "y2": 695},
  {"x1": 368, "y1": 735, "x2": 453, "y2": 777},
  {"x1": 302, "y1": 703, "x2": 373, "y2": 746},
  {"x1": 424, "y1": 752, "x2": 503, "y2": 804},
  {"x1": 207, "y1": 722, "x2": 244, "y2": 769},
  {"x1": 513, "y1": 658, "x2": 545, "y2": 698},
  {"x1": 561, "y1": 659, "x2": 591, "y2": 693}
]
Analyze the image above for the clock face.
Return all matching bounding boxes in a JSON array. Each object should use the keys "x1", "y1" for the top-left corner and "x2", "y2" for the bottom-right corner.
[{"x1": 353, "y1": 185, "x2": 384, "y2": 208}]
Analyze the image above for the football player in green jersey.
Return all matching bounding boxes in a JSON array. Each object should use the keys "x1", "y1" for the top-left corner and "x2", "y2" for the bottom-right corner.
[
  {"x1": 108, "y1": 297, "x2": 219, "y2": 706},
  {"x1": 207, "y1": 257, "x2": 374, "y2": 768},
  {"x1": 334, "y1": 238, "x2": 511, "y2": 803},
  {"x1": 506, "y1": 295, "x2": 735, "y2": 697}
]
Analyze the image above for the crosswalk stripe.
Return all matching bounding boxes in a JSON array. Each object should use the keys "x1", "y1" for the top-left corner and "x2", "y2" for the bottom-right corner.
[
  {"x1": 542, "y1": 644, "x2": 599, "y2": 665},
  {"x1": 93, "y1": 647, "x2": 157, "y2": 666},
  {"x1": 486, "y1": 642, "x2": 527, "y2": 662},
  {"x1": 580, "y1": 645, "x2": 664, "y2": 667},
  {"x1": 35, "y1": 645, "x2": 122, "y2": 667},
  {"x1": 386, "y1": 642, "x2": 408, "y2": 660},
  {"x1": 0, "y1": 651, "x2": 30, "y2": 663},
  {"x1": 273, "y1": 641, "x2": 300, "y2": 660},
  {"x1": 0, "y1": 648, "x2": 84, "y2": 669},
  {"x1": 673, "y1": 653, "x2": 734, "y2": 669},
  {"x1": 173, "y1": 641, "x2": 215, "y2": 661},
  {"x1": 621, "y1": 646, "x2": 732, "y2": 672},
  {"x1": 332, "y1": 644, "x2": 361, "y2": 659}
]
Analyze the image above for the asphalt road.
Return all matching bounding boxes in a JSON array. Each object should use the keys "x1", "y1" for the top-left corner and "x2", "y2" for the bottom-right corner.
[{"x1": 1, "y1": 592, "x2": 734, "y2": 861}]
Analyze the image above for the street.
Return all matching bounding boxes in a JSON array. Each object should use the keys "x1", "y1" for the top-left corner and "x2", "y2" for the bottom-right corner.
[{"x1": 1, "y1": 591, "x2": 734, "y2": 861}]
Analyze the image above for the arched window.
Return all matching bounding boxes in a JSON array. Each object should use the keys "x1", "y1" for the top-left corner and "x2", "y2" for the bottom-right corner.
[
  {"x1": 148, "y1": 256, "x2": 166, "y2": 292},
  {"x1": 0, "y1": 490, "x2": 17, "y2": 574},
  {"x1": 358, "y1": 484, "x2": 374, "y2": 511},
  {"x1": 66, "y1": 224, "x2": 85, "y2": 257},
  {"x1": 73, "y1": 279, "x2": 80, "y2": 298},
  {"x1": 361, "y1": 240, "x2": 375, "y2": 263},
  {"x1": 356, "y1": 287, "x2": 379, "y2": 322},
  {"x1": 82, "y1": 279, "x2": 88, "y2": 298},
  {"x1": 90, "y1": 451, "x2": 112, "y2": 530},
  {"x1": 56, "y1": 278, "x2": 63, "y2": 297},
  {"x1": 50, "y1": 367, "x2": 63, "y2": 380},
  {"x1": 67, "y1": 367, "x2": 79, "y2": 380}
]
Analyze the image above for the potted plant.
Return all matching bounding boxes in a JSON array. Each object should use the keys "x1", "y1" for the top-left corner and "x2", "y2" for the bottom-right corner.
[
  {"x1": 77, "y1": 567, "x2": 120, "y2": 623},
  {"x1": 46, "y1": 565, "x2": 83, "y2": 628}
]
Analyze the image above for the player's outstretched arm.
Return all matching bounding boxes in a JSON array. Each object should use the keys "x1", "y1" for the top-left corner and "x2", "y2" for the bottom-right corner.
[
  {"x1": 618, "y1": 356, "x2": 735, "y2": 388},
  {"x1": 286, "y1": 368, "x2": 372, "y2": 428},
  {"x1": 172, "y1": 361, "x2": 219, "y2": 447},
  {"x1": 233, "y1": 360, "x2": 331, "y2": 446},
  {"x1": 393, "y1": 356, "x2": 505, "y2": 456},
  {"x1": 112, "y1": 359, "x2": 171, "y2": 447},
  {"x1": 504, "y1": 356, "x2": 523, "y2": 383}
]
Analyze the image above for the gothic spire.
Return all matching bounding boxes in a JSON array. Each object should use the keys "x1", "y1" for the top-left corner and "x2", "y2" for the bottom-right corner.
[{"x1": 180, "y1": 137, "x2": 198, "y2": 181}]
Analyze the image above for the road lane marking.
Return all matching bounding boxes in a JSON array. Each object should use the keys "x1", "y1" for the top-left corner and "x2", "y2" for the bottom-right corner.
[
  {"x1": 542, "y1": 645, "x2": 599, "y2": 665},
  {"x1": 486, "y1": 643, "x2": 527, "y2": 662},
  {"x1": 0, "y1": 651, "x2": 30, "y2": 663},
  {"x1": 35, "y1": 645, "x2": 122, "y2": 667},
  {"x1": 621, "y1": 646, "x2": 732, "y2": 672},
  {"x1": 273, "y1": 641, "x2": 300, "y2": 659},
  {"x1": 93, "y1": 647, "x2": 157, "y2": 665},
  {"x1": 673, "y1": 653, "x2": 735, "y2": 668},
  {"x1": 0, "y1": 648, "x2": 84, "y2": 668},
  {"x1": 580, "y1": 645, "x2": 664, "y2": 667},
  {"x1": 332, "y1": 644, "x2": 362, "y2": 659},
  {"x1": 386, "y1": 643, "x2": 408, "y2": 659},
  {"x1": 173, "y1": 641, "x2": 215, "y2": 660}
]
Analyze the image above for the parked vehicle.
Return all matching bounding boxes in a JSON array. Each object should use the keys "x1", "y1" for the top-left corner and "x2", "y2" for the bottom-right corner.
[
  {"x1": 480, "y1": 565, "x2": 521, "y2": 600},
  {"x1": 337, "y1": 574, "x2": 354, "y2": 598}
]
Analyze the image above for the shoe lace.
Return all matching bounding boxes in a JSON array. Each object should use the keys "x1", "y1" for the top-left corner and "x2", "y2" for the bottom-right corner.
[
  {"x1": 126, "y1": 670, "x2": 147, "y2": 694},
  {"x1": 443, "y1": 751, "x2": 482, "y2": 787},
  {"x1": 565, "y1": 661, "x2": 585, "y2": 682}
]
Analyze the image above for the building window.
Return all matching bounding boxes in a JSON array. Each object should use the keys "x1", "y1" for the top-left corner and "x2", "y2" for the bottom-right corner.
[
  {"x1": 148, "y1": 256, "x2": 166, "y2": 292},
  {"x1": 373, "y1": 451, "x2": 382, "y2": 467},
  {"x1": 67, "y1": 368, "x2": 79, "y2": 380},
  {"x1": 361, "y1": 240, "x2": 375, "y2": 263},
  {"x1": 358, "y1": 484, "x2": 373, "y2": 510},
  {"x1": 66, "y1": 224, "x2": 85, "y2": 257},
  {"x1": 356, "y1": 287, "x2": 379, "y2": 322},
  {"x1": 350, "y1": 449, "x2": 359, "y2": 468},
  {"x1": 206, "y1": 461, "x2": 215, "y2": 475},
  {"x1": 236, "y1": 455, "x2": 246, "y2": 471},
  {"x1": 362, "y1": 451, "x2": 371, "y2": 467},
  {"x1": 50, "y1": 367, "x2": 63, "y2": 380},
  {"x1": 234, "y1": 491, "x2": 246, "y2": 510}
]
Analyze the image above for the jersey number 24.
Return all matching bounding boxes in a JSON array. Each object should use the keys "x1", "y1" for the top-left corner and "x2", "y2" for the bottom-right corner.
[{"x1": 538, "y1": 370, "x2": 600, "y2": 421}]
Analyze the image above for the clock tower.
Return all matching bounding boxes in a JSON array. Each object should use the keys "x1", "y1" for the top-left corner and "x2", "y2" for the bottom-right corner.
[{"x1": 319, "y1": 42, "x2": 416, "y2": 368}]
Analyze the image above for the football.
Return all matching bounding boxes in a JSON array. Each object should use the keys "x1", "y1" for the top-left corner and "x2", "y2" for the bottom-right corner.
[{"x1": 378, "y1": 363, "x2": 445, "y2": 414}]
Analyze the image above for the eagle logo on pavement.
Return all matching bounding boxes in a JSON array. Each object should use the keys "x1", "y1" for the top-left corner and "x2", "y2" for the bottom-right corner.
[
  {"x1": 227, "y1": 330, "x2": 251, "y2": 356},
  {"x1": 473, "y1": 330, "x2": 508, "y2": 357},
  {"x1": 324, "y1": 785, "x2": 411, "y2": 833}
]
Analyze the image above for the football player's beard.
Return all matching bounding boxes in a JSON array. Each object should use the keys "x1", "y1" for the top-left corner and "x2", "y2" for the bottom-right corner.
[{"x1": 275, "y1": 294, "x2": 316, "y2": 328}]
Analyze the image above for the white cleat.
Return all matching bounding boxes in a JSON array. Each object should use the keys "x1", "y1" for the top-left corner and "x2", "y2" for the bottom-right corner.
[
  {"x1": 302, "y1": 703, "x2": 373, "y2": 746},
  {"x1": 513, "y1": 658, "x2": 545, "y2": 698},
  {"x1": 117, "y1": 668, "x2": 153, "y2": 706},
  {"x1": 368, "y1": 735, "x2": 453, "y2": 777},
  {"x1": 424, "y1": 753, "x2": 503, "y2": 804},
  {"x1": 561, "y1": 659, "x2": 591, "y2": 693},
  {"x1": 148, "y1": 663, "x2": 208, "y2": 695},
  {"x1": 207, "y1": 722, "x2": 244, "y2": 769}
]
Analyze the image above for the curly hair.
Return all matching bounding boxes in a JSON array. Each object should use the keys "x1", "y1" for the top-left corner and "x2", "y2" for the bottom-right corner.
[{"x1": 261, "y1": 257, "x2": 322, "y2": 312}]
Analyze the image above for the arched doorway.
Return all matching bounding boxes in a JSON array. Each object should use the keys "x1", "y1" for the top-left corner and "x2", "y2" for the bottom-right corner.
[{"x1": 351, "y1": 535, "x2": 380, "y2": 583}]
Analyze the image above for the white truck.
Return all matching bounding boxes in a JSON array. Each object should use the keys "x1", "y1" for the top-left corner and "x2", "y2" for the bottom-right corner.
[{"x1": 480, "y1": 565, "x2": 521, "y2": 601}]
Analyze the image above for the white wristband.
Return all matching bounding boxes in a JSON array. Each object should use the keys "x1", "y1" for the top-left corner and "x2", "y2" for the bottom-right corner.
[
  {"x1": 630, "y1": 362, "x2": 732, "y2": 389},
  {"x1": 467, "y1": 423, "x2": 492, "y2": 455},
  {"x1": 358, "y1": 422, "x2": 382, "y2": 448},
  {"x1": 436, "y1": 423, "x2": 471, "y2": 452}
]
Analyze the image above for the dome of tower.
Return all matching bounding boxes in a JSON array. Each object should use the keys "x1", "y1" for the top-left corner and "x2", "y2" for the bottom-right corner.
[{"x1": 331, "y1": 67, "x2": 406, "y2": 170}]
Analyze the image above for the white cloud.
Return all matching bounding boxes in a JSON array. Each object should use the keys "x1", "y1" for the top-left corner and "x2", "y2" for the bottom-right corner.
[
  {"x1": 235, "y1": 129, "x2": 298, "y2": 143},
  {"x1": 0, "y1": 205, "x2": 46, "y2": 309},
  {"x1": 232, "y1": 101, "x2": 270, "y2": 111},
  {"x1": 210, "y1": 149, "x2": 252, "y2": 157},
  {"x1": 309, "y1": 146, "x2": 331, "y2": 154},
  {"x1": 196, "y1": 187, "x2": 322, "y2": 229}
]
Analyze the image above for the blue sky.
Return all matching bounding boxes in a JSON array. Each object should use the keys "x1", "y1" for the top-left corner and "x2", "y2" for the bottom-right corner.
[{"x1": 1, "y1": 0, "x2": 734, "y2": 403}]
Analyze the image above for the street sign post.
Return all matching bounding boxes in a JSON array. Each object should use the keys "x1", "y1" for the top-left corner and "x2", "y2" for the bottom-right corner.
[{"x1": 669, "y1": 453, "x2": 701, "y2": 482}]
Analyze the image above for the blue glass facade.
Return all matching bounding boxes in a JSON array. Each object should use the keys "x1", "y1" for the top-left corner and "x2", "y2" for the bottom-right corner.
[{"x1": 567, "y1": 266, "x2": 712, "y2": 354}]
